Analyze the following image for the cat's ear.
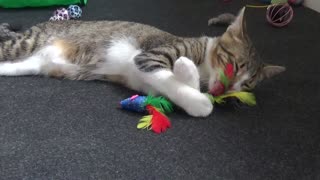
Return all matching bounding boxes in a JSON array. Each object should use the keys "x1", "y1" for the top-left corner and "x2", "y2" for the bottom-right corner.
[
  {"x1": 260, "y1": 64, "x2": 286, "y2": 80},
  {"x1": 225, "y1": 7, "x2": 247, "y2": 37}
]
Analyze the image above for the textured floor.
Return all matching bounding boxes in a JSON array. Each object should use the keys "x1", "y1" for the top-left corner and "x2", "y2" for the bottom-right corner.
[{"x1": 0, "y1": 0, "x2": 319, "y2": 179}]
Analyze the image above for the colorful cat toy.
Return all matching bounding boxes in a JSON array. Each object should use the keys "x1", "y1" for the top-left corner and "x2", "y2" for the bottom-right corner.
[
  {"x1": 119, "y1": 63, "x2": 257, "y2": 134},
  {"x1": 120, "y1": 95, "x2": 174, "y2": 134}
]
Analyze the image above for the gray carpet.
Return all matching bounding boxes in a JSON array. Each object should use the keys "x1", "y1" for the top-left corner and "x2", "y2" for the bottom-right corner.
[{"x1": 0, "y1": 0, "x2": 319, "y2": 179}]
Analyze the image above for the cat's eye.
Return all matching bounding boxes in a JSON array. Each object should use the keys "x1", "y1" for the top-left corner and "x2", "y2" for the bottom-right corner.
[
  {"x1": 243, "y1": 83, "x2": 250, "y2": 88},
  {"x1": 241, "y1": 82, "x2": 251, "y2": 90},
  {"x1": 248, "y1": 78, "x2": 255, "y2": 84},
  {"x1": 239, "y1": 63, "x2": 246, "y2": 69}
]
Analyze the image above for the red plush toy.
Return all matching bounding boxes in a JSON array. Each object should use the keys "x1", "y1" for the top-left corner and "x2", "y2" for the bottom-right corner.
[{"x1": 210, "y1": 63, "x2": 234, "y2": 96}]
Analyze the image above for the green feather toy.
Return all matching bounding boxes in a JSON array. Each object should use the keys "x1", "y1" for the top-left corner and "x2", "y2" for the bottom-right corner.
[{"x1": 207, "y1": 91, "x2": 256, "y2": 106}]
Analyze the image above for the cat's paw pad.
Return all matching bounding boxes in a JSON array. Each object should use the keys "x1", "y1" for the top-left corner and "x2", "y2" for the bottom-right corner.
[{"x1": 174, "y1": 56, "x2": 199, "y2": 89}]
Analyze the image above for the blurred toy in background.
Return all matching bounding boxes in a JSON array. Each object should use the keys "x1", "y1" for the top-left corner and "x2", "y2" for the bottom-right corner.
[
  {"x1": 68, "y1": 5, "x2": 83, "y2": 19},
  {"x1": 288, "y1": 0, "x2": 304, "y2": 6},
  {"x1": 211, "y1": 0, "x2": 296, "y2": 28},
  {"x1": 260, "y1": 0, "x2": 304, "y2": 5},
  {"x1": 50, "y1": 8, "x2": 70, "y2": 21},
  {"x1": 266, "y1": 3, "x2": 294, "y2": 27},
  {"x1": 50, "y1": 5, "x2": 82, "y2": 21},
  {"x1": 0, "y1": 0, "x2": 87, "y2": 8}
]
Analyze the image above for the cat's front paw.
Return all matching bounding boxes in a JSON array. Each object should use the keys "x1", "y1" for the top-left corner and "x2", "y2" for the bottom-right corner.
[
  {"x1": 174, "y1": 56, "x2": 200, "y2": 90},
  {"x1": 178, "y1": 88, "x2": 213, "y2": 117}
]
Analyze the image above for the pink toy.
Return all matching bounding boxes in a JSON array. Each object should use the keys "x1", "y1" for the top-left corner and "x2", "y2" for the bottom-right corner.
[
  {"x1": 266, "y1": 3, "x2": 293, "y2": 27},
  {"x1": 49, "y1": 8, "x2": 70, "y2": 21}
]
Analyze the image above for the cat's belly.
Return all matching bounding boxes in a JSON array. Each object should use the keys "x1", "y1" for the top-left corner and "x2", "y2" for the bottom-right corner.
[{"x1": 92, "y1": 36, "x2": 159, "y2": 95}]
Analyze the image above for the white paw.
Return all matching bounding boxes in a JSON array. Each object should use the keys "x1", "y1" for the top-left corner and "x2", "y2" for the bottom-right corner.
[
  {"x1": 174, "y1": 56, "x2": 200, "y2": 90},
  {"x1": 177, "y1": 87, "x2": 213, "y2": 117}
]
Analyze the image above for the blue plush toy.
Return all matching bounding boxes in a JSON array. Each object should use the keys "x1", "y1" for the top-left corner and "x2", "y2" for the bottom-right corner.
[{"x1": 67, "y1": 5, "x2": 82, "y2": 19}]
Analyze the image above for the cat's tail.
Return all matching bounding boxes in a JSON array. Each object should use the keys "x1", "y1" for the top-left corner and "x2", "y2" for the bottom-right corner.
[
  {"x1": 0, "y1": 25, "x2": 46, "y2": 62},
  {"x1": 208, "y1": 13, "x2": 236, "y2": 26},
  {"x1": 0, "y1": 23, "x2": 22, "y2": 41}
]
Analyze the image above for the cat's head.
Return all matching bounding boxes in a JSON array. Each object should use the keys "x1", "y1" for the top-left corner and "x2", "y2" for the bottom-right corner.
[{"x1": 208, "y1": 7, "x2": 285, "y2": 95}]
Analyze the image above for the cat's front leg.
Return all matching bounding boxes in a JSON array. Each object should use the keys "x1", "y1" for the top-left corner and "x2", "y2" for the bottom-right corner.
[{"x1": 141, "y1": 69, "x2": 213, "y2": 117}]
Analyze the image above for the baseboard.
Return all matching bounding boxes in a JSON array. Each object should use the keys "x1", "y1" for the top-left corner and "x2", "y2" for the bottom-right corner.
[{"x1": 304, "y1": 0, "x2": 320, "y2": 13}]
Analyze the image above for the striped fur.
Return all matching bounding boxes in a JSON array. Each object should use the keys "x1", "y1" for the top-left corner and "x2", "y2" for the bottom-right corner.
[{"x1": 0, "y1": 20, "x2": 212, "y2": 80}]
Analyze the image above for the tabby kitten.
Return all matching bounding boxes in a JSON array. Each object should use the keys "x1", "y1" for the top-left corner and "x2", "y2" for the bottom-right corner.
[{"x1": 0, "y1": 8, "x2": 285, "y2": 117}]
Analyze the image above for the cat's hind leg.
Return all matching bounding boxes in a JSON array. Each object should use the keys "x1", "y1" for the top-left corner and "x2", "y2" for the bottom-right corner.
[
  {"x1": 0, "y1": 45, "x2": 78, "y2": 77},
  {"x1": 0, "y1": 56, "x2": 45, "y2": 76},
  {"x1": 173, "y1": 56, "x2": 200, "y2": 90},
  {"x1": 139, "y1": 68, "x2": 213, "y2": 117}
]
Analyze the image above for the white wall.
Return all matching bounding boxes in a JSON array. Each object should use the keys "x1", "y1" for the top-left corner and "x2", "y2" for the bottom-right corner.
[{"x1": 304, "y1": 0, "x2": 320, "y2": 12}]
